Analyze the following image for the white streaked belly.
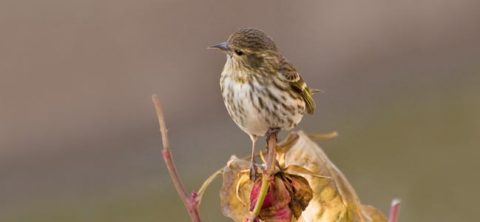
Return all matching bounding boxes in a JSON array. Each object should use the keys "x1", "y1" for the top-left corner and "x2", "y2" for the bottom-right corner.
[{"x1": 221, "y1": 74, "x2": 305, "y2": 137}]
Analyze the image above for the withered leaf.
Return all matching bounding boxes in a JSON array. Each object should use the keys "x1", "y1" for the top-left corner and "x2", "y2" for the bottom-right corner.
[
  {"x1": 278, "y1": 131, "x2": 387, "y2": 222},
  {"x1": 282, "y1": 174, "x2": 313, "y2": 219},
  {"x1": 220, "y1": 156, "x2": 252, "y2": 222}
]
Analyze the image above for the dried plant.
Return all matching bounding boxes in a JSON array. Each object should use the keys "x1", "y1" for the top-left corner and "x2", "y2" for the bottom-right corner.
[
  {"x1": 220, "y1": 131, "x2": 389, "y2": 222},
  {"x1": 152, "y1": 95, "x2": 400, "y2": 222}
]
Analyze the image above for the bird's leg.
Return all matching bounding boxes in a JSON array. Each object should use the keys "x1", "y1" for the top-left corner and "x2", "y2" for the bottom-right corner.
[
  {"x1": 265, "y1": 127, "x2": 280, "y2": 170},
  {"x1": 249, "y1": 135, "x2": 258, "y2": 181}
]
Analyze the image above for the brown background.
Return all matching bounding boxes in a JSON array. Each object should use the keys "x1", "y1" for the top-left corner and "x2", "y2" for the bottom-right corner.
[{"x1": 1, "y1": 0, "x2": 479, "y2": 221}]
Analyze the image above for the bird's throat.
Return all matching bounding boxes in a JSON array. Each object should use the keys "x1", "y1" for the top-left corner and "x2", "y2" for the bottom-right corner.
[{"x1": 222, "y1": 57, "x2": 251, "y2": 84}]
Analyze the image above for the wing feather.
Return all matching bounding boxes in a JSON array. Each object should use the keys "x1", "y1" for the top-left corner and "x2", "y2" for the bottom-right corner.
[{"x1": 278, "y1": 58, "x2": 316, "y2": 114}]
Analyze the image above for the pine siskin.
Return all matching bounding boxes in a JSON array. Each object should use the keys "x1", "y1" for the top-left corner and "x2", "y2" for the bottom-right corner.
[{"x1": 210, "y1": 28, "x2": 316, "y2": 178}]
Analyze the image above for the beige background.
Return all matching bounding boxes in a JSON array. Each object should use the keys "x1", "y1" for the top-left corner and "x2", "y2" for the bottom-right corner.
[{"x1": 1, "y1": 0, "x2": 479, "y2": 221}]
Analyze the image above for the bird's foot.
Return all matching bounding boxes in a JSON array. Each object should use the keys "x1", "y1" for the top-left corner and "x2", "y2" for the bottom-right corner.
[
  {"x1": 265, "y1": 127, "x2": 280, "y2": 141},
  {"x1": 249, "y1": 163, "x2": 258, "y2": 181}
]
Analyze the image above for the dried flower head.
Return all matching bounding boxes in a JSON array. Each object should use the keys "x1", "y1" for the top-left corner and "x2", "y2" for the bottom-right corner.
[{"x1": 220, "y1": 131, "x2": 387, "y2": 222}]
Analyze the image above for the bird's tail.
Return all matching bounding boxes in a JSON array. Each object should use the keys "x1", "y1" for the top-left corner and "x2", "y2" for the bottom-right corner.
[{"x1": 310, "y1": 88, "x2": 324, "y2": 94}]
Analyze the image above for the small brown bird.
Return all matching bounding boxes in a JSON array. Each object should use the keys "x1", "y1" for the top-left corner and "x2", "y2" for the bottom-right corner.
[{"x1": 211, "y1": 28, "x2": 316, "y2": 177}]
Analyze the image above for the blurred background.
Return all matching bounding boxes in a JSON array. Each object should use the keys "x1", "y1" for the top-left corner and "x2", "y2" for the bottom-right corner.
[{"x1": 1, "y1": 0, "x2": 479, "y2": 221}]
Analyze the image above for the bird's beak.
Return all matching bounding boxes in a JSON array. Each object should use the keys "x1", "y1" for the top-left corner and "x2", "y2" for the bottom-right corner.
[{"x1": 208, "y1": 41, "x2": 229, "y2": 51}]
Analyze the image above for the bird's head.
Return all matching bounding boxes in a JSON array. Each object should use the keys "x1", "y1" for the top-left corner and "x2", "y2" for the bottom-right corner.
[{"x1": 210, "y1": 28, "x2": 278, "y2": 70}]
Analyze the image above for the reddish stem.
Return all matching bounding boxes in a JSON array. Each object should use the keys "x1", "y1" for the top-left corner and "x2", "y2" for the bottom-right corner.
[
  {"x1": 388, "y1": 199, "x2": 401, "y2": 222},
  {"x1": 153, "y1": 95, "x2": 202, "y2": 222}
]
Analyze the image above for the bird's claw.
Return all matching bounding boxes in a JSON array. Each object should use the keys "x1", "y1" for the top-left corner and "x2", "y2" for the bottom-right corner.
[
  {"x1": 266, "y1": 127, "x2": 280, "y2": 139},
  {"x1": 249, "y1": 163, "x2": 258, "y2": 181}
]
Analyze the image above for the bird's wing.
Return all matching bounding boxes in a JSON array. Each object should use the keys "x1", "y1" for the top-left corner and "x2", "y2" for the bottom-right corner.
[{"x1": 278, "y1": 58, "x2": 316, "y2": 114}]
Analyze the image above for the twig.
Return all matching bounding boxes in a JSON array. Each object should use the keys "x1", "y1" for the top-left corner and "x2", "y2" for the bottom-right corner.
[
  {"x1": 388, "y1": 198, "x2": 401, "y2": 222},
  {"x1": 249, "y1": 130, "x2": 278, "y2": 220},
  {"x1": 152, "y1": 94, "x2": 202, "y2": 222}
]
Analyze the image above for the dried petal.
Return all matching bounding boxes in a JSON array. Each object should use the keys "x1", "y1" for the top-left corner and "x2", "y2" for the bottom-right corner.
[{"x1": 249, "y1": 175, "x2": 292, "y2": 222}]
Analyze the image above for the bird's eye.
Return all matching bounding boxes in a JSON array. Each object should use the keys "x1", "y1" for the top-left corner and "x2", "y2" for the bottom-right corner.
[{"x1": 234, "y1": 50, "x2": 244, "y2": 56}]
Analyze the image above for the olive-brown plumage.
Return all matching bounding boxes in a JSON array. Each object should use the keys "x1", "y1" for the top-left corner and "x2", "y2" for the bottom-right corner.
[{"x1": 211, "y1": 28, "x2": 316, "y2": 177}]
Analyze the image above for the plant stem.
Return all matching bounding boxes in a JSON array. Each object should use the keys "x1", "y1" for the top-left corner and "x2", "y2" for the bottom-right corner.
[
  {"x1": 388, "y1": 198, "x2": 401, "y2": 222},
  {"x1": 152, "y1": 95, "x2": 202, "y2": 222}
]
